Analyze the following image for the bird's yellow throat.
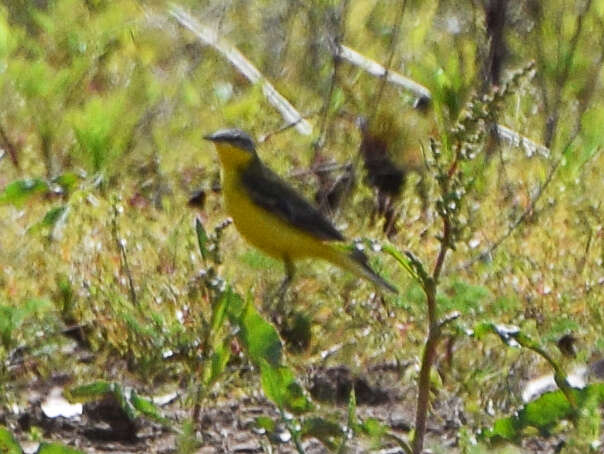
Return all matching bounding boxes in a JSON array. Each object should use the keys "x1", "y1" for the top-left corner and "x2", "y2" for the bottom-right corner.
[{"x1": 214, "y1": 142, "x2": 256, "y2": 170}]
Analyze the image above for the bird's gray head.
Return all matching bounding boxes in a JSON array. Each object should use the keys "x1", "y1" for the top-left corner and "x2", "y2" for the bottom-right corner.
[{"x1": 203, "y1": 128, "x2": 256, "y2": 153}]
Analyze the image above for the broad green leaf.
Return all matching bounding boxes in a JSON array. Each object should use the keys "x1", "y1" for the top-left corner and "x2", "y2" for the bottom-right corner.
[
  {"x1": 130, "y1": 392, "x2": 168, "y2": 424},
  {"x1": 481, "y1": 383, "x2": 604, "y2": 442},
  {"x1": 225, "y1": 290, "x2": 311, "y2": 413},
  {"x1": 238, "y1": 301, "x2": 282, "y2": 367},
  {"x1": 36, "y1": 442, "x2": 84, "y2": 454},
  {"x1": 259, "y1": 360, "x2": 312, "y2": 414},
  {"x1": 0, "y1": 426, "x2": 22, "y2": 454},
  {"x1": 0, "y1": 179, "x2": 49, "y2": 206}
]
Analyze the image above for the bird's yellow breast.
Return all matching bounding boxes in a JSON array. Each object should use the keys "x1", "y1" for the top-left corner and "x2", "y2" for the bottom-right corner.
[{"x1": 221, "y1": 168, "x2": 328, "y2": 261}]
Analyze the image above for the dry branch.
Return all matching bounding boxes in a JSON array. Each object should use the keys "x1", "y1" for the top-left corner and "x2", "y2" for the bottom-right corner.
[
  {"x1": 495, "y1": 124, "x2": 550, "y2": 158},
  {"x1": 337, "y1": 44, "x2": 432, "y2": 100},
  {"x1": 334, "y1": 44, "x2": 549, "y2": 158},
  {"x1": 170, "y1": 5, "x2": 549, "y2": 159},
  {"x1": 169, "y1": 5, "x2": 313, "y2": 136}
]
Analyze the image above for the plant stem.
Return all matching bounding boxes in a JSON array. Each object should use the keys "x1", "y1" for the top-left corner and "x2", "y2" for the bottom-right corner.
[
  {"x1": 412, "y1": 315, "x2": 440, "y2": 454},
  {"x1": 111, "y1": 203, "x2": 137, "y2": 306},
  {"x1": 412, "y1": 218, "x2": 451, "y2": 454}
]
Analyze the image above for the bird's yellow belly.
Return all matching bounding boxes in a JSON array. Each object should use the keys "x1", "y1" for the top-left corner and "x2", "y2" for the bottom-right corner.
[{"x1": 222, "y1": 171, "x2": 326, "y2": 261}]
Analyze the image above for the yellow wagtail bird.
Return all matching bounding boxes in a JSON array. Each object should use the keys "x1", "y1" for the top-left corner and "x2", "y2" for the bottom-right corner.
[{"x1": 203, "y1": 128, "x2": 397, "y2": 295}]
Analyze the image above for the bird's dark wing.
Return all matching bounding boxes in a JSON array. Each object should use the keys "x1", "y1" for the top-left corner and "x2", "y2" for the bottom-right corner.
[{"x1": 241, "y1": 159, "x2": 345, "y2": 241}]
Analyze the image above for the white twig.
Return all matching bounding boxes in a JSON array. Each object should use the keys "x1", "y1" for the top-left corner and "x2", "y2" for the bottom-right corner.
[
  {"x1": 169, "y1": 5, "x2": 313, "y2": 136},
  {"x1": 336, "y1": 44, "x2": 432, "y2": 100},
  {"x1": 495, "y1": 124, "x2": 550, "y2": 158},
  {"x1": 335, "y1": 44, "x2": 550, "y2": 158}
]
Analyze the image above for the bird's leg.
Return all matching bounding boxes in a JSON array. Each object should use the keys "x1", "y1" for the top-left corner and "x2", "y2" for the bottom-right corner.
[{"x1": 274, "y1": 258, "x2": 295, "y2": 317}]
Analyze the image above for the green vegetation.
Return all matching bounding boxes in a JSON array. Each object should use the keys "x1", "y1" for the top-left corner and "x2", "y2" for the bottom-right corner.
[{"x1": 1, "y1": 1, "x2": 603, "y2": 452}]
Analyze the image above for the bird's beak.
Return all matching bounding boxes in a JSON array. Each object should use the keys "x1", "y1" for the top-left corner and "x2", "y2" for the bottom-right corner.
[{"x1": 203, "y1": 133, "x2": 217, "y2": 142}]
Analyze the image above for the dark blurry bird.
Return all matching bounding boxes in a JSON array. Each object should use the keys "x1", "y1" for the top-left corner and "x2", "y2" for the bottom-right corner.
[
  {"x1": 356, "y1": 113, "x2": 430, "y2": 237},
  {"x1": 203, "y1": 128, "x2": 397, "y2": 294},
  {"x1": 357, "y1": 116, "x2": 405, "y2": 236}
]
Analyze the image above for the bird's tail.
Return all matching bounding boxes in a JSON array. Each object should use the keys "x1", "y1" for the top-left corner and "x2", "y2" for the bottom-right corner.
[{"x1": 324, "y1": 244, "x2": 398, "y2": 294}]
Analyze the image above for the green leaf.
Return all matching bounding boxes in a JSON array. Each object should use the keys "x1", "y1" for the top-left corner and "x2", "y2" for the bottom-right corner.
[
  {"x1": 224, "y1": 287, "x2": 246, "y2": 320},
  {"x1": 28, "y1": 205, "x2": 69, "y2": 234},
  {"x1": 481, "y1": 383, "x2": 604, "y2": 443},
  {"x1": 487, "y1": 415, "x2": 519, "y2": 441},
  {"x1": 203, "y1": 342, "x2": 231, "y2": 388},
  {"x1": 202, "y1": 289, "x2": 234, "y2": 387},
  {"x1": 51, "y1": 173, "x2": 79, "y2": 193},
  {"x1": 195, "y1": 218, "x2": 209, "y2": 261},
  {"x1": 0, "y1": 426, "x2": 22, "y2": 454},
  {"x1": 237, "y1": 301, "x2": 282, "y2": 367},
  {"x1": 347, "y1": 387, "x2": 357, "y2": 432},
  {"x1": 0, "y1": 178, "x2": 49, "y2": 206},
  {"x1": 68, "y1": 381, "x2": 135, "y2": 420},
  {"x1": 130, "y1": 392, "x2": 168, "y2": 424},
  {"x1": 36, "y1": 442, "x2": 84, "y2": 454},
  {"x1": 67, "y1": 380, "x2": 113, "y2": 401},
  {"x1": 114, "y1": 387, "x2": 137, "y2": 421},
  {"x1": 473, "y1": 322, "x2": 520, "y2": 347},
  {"x1": 259, "y1": 360, "x2": 312, "y2": 414},
  {"x1": 68, "y1": 382, "x2": 169, "y2": 424},
  {"x1": 382, "y1": 244, "x2": 426, "y2": 285},
  {"x1": 226, "y1": 290, "x2": 311, "y2": 413},
  {"x1": 255, "y1": 416, "x2": 277, "y2": 433},
  {"x1": 358, "y1": 417, "x2": 388, "y2": 442},
  {"x1": 209, "y1": 290, "x2": 229, "y2": 342}
]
